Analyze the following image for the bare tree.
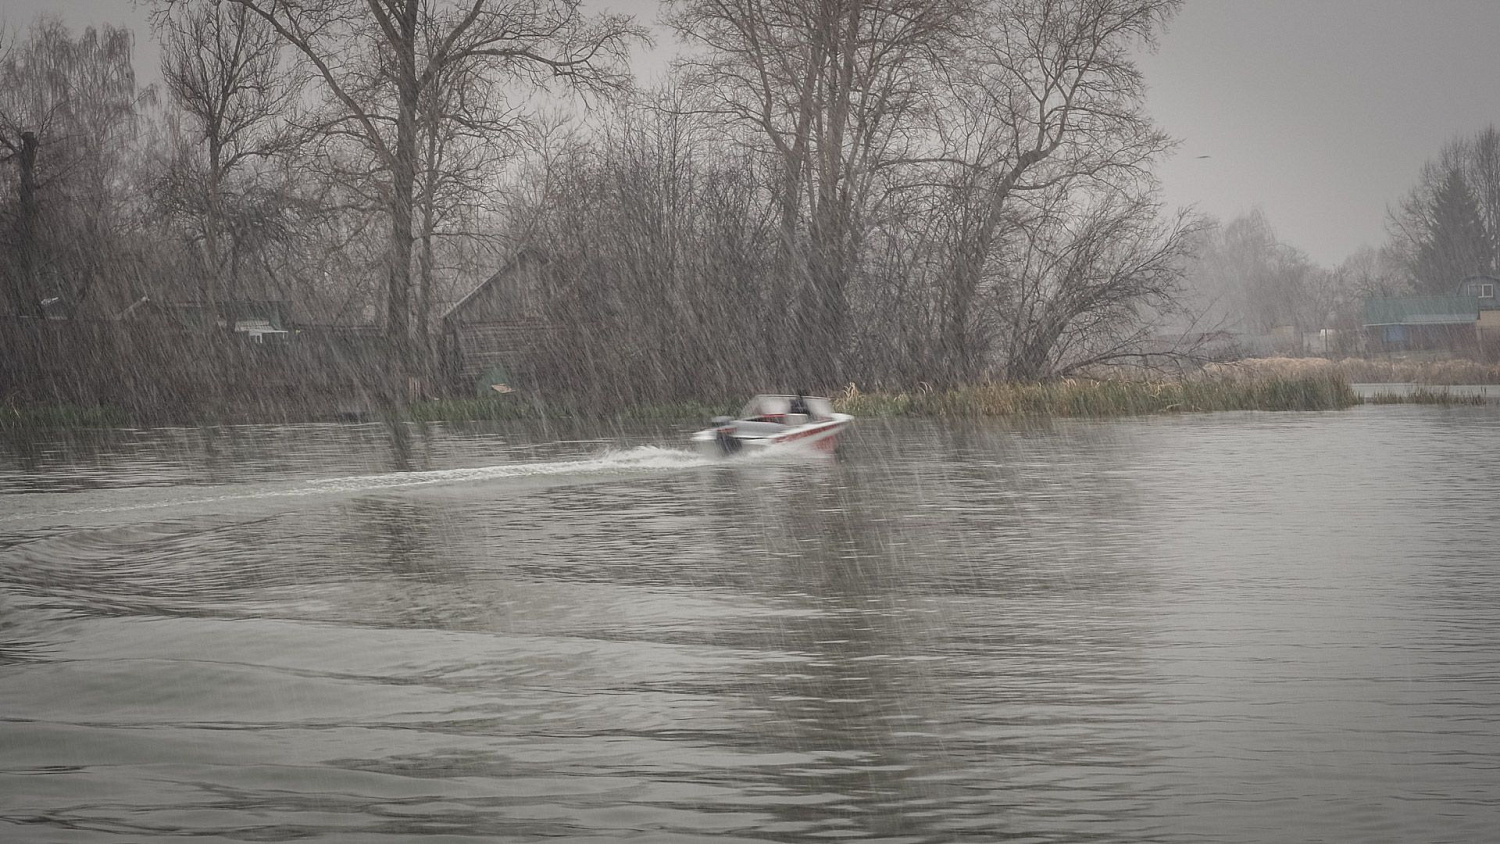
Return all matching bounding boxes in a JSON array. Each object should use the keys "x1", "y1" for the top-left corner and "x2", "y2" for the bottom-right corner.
[
  {"x1": 1180, "y1": 209, "x2": 1336, "y2": 354},
  {"x1": 0, "y1": 126, "x2": 40, "y2": 317},
  {"x1": 514, "y1": 90, "x2": 783, "y2": 403},
  {"x1": 411, "y1": 44, "x2": 525, "y2": 382},
  {"x1": 666, "y1": 0, "x2": 970, "y2": 385},
  {"x1": 928, "y1": 0, "x2": 1178, "y2": 382},
  {"x1": 1322, "y1": 245, "x2": 1406, "y2": 350},
  {"x1": 0, "y1": 19, "x2": 151, "y2": 317},
  {"x1": 1002, "y1": 191, "x2": 1197, "y2": 379},
  {"x1": 218, "y1": 0, "x2": 645, "y2": 392},
  {"x1": 155, "y1": 1, "x2": 300, "y2": 319},
  {"x1": 1388, "y1": 126, "x2": 1500, "y2": 295}
]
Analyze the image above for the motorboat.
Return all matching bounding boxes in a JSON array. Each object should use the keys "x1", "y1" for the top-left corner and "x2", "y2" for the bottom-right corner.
[{"x1": 690, "y1": 394, "x2": 852, "y2": 456}]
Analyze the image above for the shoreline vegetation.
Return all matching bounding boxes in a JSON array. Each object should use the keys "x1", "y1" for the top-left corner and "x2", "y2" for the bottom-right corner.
[
  {"x1": 8, "y1": 357, "x2": 1497, "y2": 433},
  {"x1": 5, "y1": 358, "x2": 1494, "y2": 434},
  {"x1": 834, "y1": 376, "x2": 1358, "y2": 418},
  {"x1": 1207, "y1": 356, "x2": 1500, "y2": 385},
  {"x1": 1362, "y1": 389, "x2": 1489, "y2": 406}
]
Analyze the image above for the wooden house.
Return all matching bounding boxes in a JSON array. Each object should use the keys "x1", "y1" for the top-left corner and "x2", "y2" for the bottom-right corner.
[{"x1": 438, "y1": 252, "x2": 551, "y2": 395}]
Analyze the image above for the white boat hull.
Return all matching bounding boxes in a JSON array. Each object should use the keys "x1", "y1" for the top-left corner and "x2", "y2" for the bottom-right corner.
[{"x1": 690, "y1": 413, "x2": 852, "y2": 457}]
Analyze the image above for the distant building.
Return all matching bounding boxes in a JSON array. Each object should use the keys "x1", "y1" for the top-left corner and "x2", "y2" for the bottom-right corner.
[
  {"x1": 439, "y1": 252, "x2": 551, "y2": 394},
  {"x1": 1454, "y1": 275, "x2": 1500, "y2": 357},
  {"x1": 1363, "y1": 275, "x2": 1500, "y2": 358},
  {"x1": 1362, "y1": 295, "x2": 1479, "y2": 354},
  {"x1": 116, "y1": 297, "x2": 290, "y2": 339},
  {"x1": 1456, "y1": 274, "x2": 1500, "y2": 304}
]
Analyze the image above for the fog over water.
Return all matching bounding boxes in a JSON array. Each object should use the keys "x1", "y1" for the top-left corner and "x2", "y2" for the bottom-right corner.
[{"x1": 3, "y1": 407, "x2": 1499, "y2": 842}]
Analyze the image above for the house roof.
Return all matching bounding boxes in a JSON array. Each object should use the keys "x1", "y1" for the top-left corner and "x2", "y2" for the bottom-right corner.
[
  {"x1": 1364, "y1": 296, "x2": 1478, "y2": 327},
  {"x1": 441, "y1": 250, "x2": 544, "y2": 323}
]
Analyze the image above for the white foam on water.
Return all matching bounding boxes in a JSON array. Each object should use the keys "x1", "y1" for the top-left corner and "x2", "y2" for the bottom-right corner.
[
  {"x1": 286, "y1": 444, "x2": 708, "y2": 494},
  {"x1": 6, "y1": 446, "x2": 710, "y2": 521}
]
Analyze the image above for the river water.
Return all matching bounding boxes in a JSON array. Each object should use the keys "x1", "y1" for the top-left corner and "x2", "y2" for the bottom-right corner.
[{"x1": 2, "y1": 407, "x2": 1499, "y2": 842}]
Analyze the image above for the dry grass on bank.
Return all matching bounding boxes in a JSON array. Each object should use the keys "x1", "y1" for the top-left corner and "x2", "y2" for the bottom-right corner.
[
  {"x1": 832, "y1": 375, "x2": 1358, "y2": 419},
  {"x1": 1361, "y1": 388, "x2": 1490, "y2": 405},
  {"x1": 1208, "y1": 356, "x2": 1500, "y2": 385},
  {"x1": 19, "y1": 367, "x2": 1494, "y2": 433}
]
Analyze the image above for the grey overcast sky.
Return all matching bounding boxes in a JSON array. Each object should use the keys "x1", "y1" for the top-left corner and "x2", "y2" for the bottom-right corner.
[{"x1": 7, "y1": 0, "x2": 1500, "y2": 267}]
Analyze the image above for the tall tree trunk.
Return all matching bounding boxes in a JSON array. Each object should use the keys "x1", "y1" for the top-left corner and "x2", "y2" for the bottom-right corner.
[
  {"x1": 415, "y1": 82, "x2": 444, "y2": 397},
  {"x1": 797, "y1": 0, "x2": 859, "y2": 388},
  {"x1": 205, "y1": 140, "x2": 224, "y2": 328},
  {"x1": 387, "y1": 0, "x2": 419, "y2": 400},
  {"x1": 942, "y1": 230, "x2": 983, "y2": 385},
  {"x1": 770, "y1": 47, "x2": 822, "y2": 382},
  {"x1": 12, "y1": 131, "x2": 42, "y2": 318},
  {"x1": 943, "y1": 184, "x2": 1017, "y2": 386},
  {"x1": 416, "y1": 192, "x2": 436, "y2": 395}
]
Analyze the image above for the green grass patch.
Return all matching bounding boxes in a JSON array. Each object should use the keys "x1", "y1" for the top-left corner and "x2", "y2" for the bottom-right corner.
[{"x1": 834, "y1": 375, "x2": 1359, "y2": 419}]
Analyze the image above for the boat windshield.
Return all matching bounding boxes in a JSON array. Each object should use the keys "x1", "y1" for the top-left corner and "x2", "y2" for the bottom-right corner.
[
  {"x1": 741, "y1": 396, "x2": 790, "y2": 419},
  {"x1": 805, "y1": 397, "x2": 833, "y2": 420},
  {"x1": 740, "y1": 395, "x2": 834, "y2": 422}
]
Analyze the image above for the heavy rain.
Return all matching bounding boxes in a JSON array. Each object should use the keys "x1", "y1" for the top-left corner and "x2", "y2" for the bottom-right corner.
[{"x1": 3, "y1": 1, "x2": 1500, "y2": 842}]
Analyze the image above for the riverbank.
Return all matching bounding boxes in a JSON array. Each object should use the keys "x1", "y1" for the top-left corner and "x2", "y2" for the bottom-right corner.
[
  {"x1": 834, "y1": 375, "x2": 1358, "y2": 418},
  {"x1": 1, "y1": 404, "x2": 133, "y2": 433},
  {"x1": 1360, "y1": 386, "x2": 1491, "y2": 405},
  {"x1": 11, "y1": 371, "x2": 1495, "y2": 434},
  {"x1": 1211, "y1": 356, "x2": 1500, "y2": 385}
]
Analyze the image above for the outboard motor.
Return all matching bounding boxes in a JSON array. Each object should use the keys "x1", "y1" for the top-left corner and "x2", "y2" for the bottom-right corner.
[{"x1": 711, "y1": 416, "x2": 742, "y2": 454}]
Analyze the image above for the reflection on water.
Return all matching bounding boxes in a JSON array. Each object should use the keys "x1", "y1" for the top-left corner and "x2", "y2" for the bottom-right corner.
[{"x1": 2, "y1": 407, "x2": 1500, "y2": 842}]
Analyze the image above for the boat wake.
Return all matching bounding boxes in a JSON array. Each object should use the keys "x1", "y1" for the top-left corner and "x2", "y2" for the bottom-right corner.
[
  {"x1": 3, "y1": 446, "x2": 710, "y2": 524},
  {"x1": 300, "y1": 445, "x2": 709, "y2": 495}
]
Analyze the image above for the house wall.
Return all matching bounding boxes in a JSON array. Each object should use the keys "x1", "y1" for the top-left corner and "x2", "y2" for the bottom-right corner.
[
  {"x1": 1457, "y1": 276, "x2": 1500, "y2": 305},
  {"x1": 1366, "y1": 323, "x2": 1479, "y2": 355},
  {"x1": 441, "y1": 317, "x2": 551, "y2": 394},
  {"x1": 440, "y1": 254, "x2": 554, "y2": 395},
  {"x1": 1479, "y1": 309, "x2": 1500, "y2": 360}
]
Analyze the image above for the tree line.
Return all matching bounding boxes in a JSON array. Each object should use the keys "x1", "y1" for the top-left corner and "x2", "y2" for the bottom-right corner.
[
  {"x1": 1180, "y1": 125, "x2": 1500, "y2": 354},
  {"x1": 2, "y1": 0, "x2": 1194, "y2": 406}
]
